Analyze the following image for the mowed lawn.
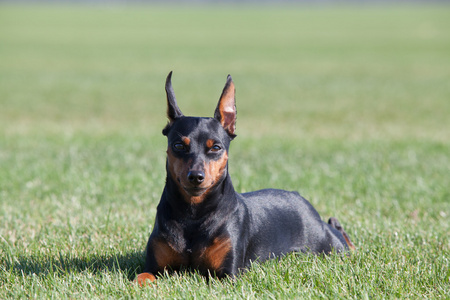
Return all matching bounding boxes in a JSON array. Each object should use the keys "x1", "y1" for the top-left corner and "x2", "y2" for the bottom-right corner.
[{"x1": 0, "y1": 4, "x2": 449, "y2": 299}]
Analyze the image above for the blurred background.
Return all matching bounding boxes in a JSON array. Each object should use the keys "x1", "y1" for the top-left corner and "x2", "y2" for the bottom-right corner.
[{"x1": 1, "y1": 1, "x2": 449, "y2": 141}]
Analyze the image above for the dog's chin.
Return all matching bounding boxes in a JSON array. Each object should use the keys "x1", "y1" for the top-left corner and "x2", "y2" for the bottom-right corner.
[{"x1": 183, "y1": 187, "x2": 208, "y2": 197}]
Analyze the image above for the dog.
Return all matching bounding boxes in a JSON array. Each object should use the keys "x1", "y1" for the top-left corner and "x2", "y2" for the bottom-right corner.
[{"x1": 135, "y1": 72, "x2": 355, "y2": 285}]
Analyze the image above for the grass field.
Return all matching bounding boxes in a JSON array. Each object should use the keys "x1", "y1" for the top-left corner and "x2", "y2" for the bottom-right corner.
[{"x1": 1, "y1": 4, "x2": 449, "y2": 299}]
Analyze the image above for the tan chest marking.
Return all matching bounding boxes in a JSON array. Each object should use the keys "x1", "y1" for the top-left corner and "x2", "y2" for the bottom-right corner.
[
  {"x1": 152, "y1": 239, "x2": 187, "y2": 271},
  {"x1": 198, "y1": 236, "x2": 232, "y2": 271}
]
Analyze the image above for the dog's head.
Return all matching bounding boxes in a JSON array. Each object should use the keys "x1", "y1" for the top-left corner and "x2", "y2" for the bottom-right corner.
[{"x1": 162, "y1": 72, "x2": 237, "y2": 204}]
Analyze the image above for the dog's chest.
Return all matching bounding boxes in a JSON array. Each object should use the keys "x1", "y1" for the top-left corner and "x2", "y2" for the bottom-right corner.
[{"x1": 155, "y1": 233, "x2": 232, "y2": 273}]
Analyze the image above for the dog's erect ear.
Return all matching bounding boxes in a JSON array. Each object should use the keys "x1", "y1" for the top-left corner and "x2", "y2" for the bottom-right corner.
[
  {"x1": 165, "y1": 71, "x2": 184, "y2": 122},
  {"x1": 214, "y1": 75, "x2": 236, "y2": 138}
]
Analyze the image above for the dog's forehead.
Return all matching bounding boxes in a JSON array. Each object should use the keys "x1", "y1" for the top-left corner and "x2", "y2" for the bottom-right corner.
[{"x1": 168, "y1": 117, "x2": 229, "y2": 142}]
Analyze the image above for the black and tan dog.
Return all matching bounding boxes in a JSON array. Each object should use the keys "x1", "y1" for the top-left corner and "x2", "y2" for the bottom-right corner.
[{"x1": 136, "y1": 72, "x2": 355, "y2": 285}]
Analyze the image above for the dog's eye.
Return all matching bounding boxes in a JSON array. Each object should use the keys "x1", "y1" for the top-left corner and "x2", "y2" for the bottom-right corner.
[
  {"x1": 211, "y1": 145, "x2": 222, "y2": 152},
  {"x1": 173, "y1": 143, "x2": 186, "y2": 151}
]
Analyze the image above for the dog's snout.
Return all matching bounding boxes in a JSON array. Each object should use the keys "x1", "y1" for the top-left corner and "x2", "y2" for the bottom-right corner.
[{"x1": 187, "y1": 170, "x2": 205, "y2": 185}]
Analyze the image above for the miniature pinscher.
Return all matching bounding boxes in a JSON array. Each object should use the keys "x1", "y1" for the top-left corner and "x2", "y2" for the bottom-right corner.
[{"x1": 135, "y1": 72, "x2": 355, "y2": 285}]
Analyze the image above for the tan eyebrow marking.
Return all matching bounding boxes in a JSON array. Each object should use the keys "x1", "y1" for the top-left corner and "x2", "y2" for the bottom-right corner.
[
  {"x1": 206, "y1": 139, "x2": 214, "y2": 148},
  {"x1": 182, "y1": 136, "x2": 190, "y2": 146}
]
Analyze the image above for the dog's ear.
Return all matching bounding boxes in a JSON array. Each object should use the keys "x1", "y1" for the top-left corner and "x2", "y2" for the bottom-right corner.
[
  {"x1": 165, "y1": 71, "x2": 184, "y2": 122},
  {"x1": 214, "y1": 75, "x2": 237, "y2": 139}
]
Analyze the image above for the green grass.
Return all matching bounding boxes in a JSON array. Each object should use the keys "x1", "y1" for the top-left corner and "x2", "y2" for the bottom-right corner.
[{"x1": 1, "y1": 4, "x2": 449, "y2": 299}]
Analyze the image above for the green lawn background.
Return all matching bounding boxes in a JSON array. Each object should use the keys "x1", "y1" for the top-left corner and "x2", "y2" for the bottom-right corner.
[{"x1": 0, "y1": 4, "x2": 449, "y2": 299}]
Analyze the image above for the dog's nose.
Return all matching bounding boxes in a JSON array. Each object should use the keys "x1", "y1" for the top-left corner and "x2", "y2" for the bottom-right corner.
[{"x1": 187, "y1": 171, "x2": 205, "y2": 185}]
